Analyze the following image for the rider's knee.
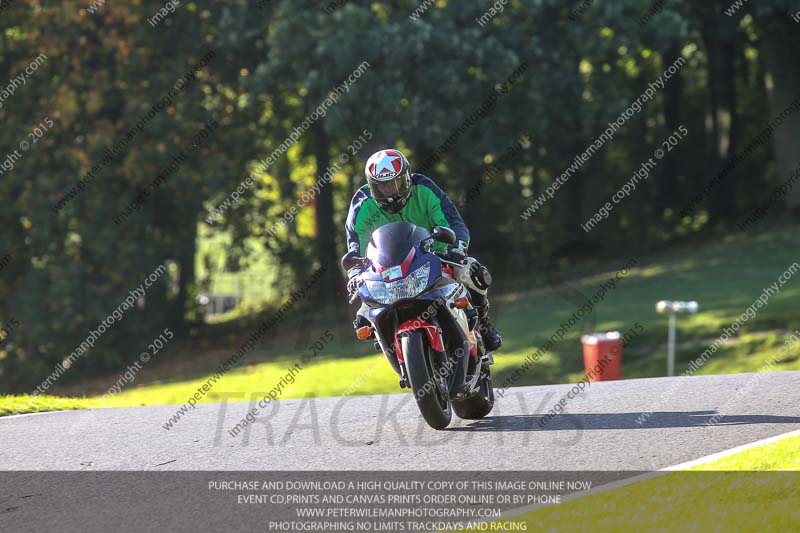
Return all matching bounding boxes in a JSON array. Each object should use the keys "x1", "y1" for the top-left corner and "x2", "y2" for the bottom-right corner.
[{"x1": 463, "y1": 257, "x2": 492, "y2": 293}]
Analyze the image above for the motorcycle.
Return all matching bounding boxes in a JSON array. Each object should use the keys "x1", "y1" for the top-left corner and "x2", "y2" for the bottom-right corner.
[{"x1": 341, "y1": 221, "x2": 495, "y2": 430}]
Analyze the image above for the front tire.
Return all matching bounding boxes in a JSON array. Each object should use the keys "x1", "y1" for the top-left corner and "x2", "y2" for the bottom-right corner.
[
  {"x1": 402, "y1": 331, "x2": 452, "y2": 430},
  {"x1": 453, "y1": 370, "x2": 494, "y2": 420}
]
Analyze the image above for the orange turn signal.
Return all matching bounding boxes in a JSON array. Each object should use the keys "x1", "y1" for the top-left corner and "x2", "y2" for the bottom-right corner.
[
  {"x1": 454, "y1": 297, "x2": 470, "y2": 310},
  {"x1": 356, "y1": 326, "x2": 373, "y2": 340}
]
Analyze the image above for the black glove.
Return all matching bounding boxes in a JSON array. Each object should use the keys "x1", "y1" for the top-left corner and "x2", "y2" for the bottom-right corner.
[
  {"x1": 347, "y1": 274, "x2": 363, "y2": 301},
  {"x1": 446, "y1": 241, "x2": 468, "y2": 264}
]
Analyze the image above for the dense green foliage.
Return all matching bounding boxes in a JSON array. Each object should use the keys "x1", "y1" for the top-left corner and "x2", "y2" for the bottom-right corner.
[{"x1": 1, "y1": 1, "x2": 798, "y2": 392}]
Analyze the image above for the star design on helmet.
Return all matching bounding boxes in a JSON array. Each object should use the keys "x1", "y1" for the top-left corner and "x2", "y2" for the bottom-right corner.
[{"x1": 372, "y1": 152, "x2": 400, "y2": 178}]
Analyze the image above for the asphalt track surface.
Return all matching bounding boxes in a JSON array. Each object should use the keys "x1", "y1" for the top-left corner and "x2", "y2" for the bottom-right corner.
[
  {"x1": 2, "y1": 372, "x2": 799, "y2": 532},
  {"x1": 2, "y1": 371, "x2": 799, "y2": 471}
]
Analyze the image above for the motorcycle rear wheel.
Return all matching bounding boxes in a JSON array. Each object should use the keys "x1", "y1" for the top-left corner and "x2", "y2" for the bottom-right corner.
[{"x1": 402, "y1": 330, "x2": 452, "y2": 430}]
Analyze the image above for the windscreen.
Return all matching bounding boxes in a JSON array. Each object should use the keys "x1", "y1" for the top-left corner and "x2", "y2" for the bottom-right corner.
[{"x1": 366, "y1": 222, "x2": 430, "y2": 268}]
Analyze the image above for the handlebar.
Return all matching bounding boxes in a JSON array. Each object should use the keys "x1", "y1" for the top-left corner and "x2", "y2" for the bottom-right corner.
[{"x1": 434, "y1": 249, "x2": 467, "y2": 266}]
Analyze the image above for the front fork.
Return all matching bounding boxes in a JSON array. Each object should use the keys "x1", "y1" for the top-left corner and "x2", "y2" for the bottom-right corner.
[
  {"x1": 352, "y1": 292, "x2": 484, "y2": 395},
  {"x1": 353, "y1": 307, "x2": 411, "y2": 388}
]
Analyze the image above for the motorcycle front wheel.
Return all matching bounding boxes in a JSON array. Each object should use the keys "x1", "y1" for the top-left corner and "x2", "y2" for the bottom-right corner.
[
  {"x1": 453, "y1": 370, "x2": 494, "y2": 420},
  {"x1": 402, "y1": 330, "x2": 452, "y2": 430}
]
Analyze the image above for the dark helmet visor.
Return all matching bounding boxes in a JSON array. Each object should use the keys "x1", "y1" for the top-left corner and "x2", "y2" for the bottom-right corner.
[{"x1": 370, "y1": 172, "x2": 410, "y2": 204}]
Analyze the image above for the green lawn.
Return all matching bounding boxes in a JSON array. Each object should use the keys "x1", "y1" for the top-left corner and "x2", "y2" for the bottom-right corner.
[
  {"x1": 494, "y1": 433, "x2": 800, "y2": 532},
  {"x1": 690, "y1": 433, "x2": 800, "y2": 471},
  {"x1": 4, "y1": 225, "x2": 800, "y2": 414},
  {"x1": 0, "y1": 395, "x2": 99, "y2": 417}
]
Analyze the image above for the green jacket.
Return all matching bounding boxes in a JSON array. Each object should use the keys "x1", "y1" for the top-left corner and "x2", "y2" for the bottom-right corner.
[{"x1": 345, "y1": 174, "x2": 470, "y2": 262}]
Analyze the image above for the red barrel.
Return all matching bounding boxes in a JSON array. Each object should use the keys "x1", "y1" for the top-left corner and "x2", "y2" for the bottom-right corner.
[{"x1": 580, "y1": 332, "x2": 623, "y2": 382}]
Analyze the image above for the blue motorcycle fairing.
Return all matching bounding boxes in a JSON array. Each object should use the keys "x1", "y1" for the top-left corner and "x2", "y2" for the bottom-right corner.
[{"x1": 357, "y1": 243, "x2": 446, "y2": 305}]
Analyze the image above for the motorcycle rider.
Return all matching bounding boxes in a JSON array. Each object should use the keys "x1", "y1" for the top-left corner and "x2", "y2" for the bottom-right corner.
[{"x1": 345, "y1": 148, "x2": 502, "y2": 352}]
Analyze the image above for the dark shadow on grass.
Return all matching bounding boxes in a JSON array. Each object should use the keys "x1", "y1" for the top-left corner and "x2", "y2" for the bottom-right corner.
[{"x1": 447, "y1": 411, "x2": 800, "y2": 432}]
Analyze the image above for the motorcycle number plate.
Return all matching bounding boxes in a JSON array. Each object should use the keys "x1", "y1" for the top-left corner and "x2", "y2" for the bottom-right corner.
[{"x1": 383, "y1": 265, "x2": 403, "y2": 281}]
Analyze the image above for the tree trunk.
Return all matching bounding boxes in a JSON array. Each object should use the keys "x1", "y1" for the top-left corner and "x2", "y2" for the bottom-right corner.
[
  {"x1": 510, "y1": 170, "x2": 526, "y2": 271},
  {"x1": 759, "y1": 16, "x2": 800, "y2": 211},
  {"x1": 172, "y1": 225, "x2": 196, "y2": 338},
  {"x1": 700, "y1": 14, "x2": 739, "y2": 224},
  {"x1": 312, "y1": 123, "x2": 340, "y2": 306},
  {"x1": 659, "y1": 43, "x2": 683, "y2": 212},
  {"x1": 709, "y1": 38, "x2": 738, "y2": 221}
]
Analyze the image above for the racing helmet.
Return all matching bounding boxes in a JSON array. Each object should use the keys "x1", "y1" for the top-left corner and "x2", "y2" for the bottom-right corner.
[{"x1": 364, "y1": 149, "x2": 412, "y2": 214}]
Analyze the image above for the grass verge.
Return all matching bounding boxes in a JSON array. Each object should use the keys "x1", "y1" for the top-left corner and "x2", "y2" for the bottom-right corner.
[
  {"x1": 481, "y1": 433, "x2": 800, "y2": 532},
  {"x1": 0, "y1": 395, "x2": 99, "y2": 417}
]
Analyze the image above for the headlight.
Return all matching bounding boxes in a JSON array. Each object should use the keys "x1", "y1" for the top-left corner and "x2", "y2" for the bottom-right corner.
[{"x1": 365, "y1": 263, "x2": 431, "y2": 304}]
